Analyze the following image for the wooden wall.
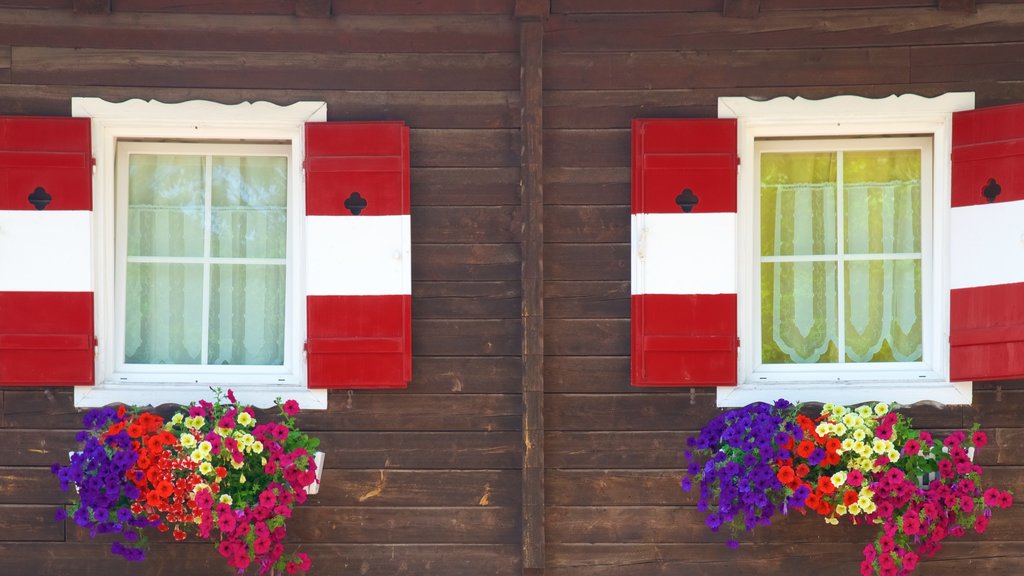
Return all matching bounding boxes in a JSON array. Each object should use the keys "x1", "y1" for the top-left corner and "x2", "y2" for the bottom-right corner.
[{"x1": 0, "y1": 0, "x2": 1022, "y2": 574}]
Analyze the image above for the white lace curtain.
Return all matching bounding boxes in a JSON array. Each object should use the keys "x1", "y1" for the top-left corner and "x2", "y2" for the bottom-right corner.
[
  {"x1": 760, "y1": 150, "x2": 923, "y2": 364},
  {"x1": 123, "y1": 154, "x2": 288, "y2": 366}
]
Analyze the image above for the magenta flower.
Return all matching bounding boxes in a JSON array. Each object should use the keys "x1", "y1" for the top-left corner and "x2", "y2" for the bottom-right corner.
[{"x1": 283, "y1": 399, "x2": 300, "y2": 417}]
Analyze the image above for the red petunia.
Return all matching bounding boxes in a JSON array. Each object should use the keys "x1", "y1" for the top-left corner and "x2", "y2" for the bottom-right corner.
[
  {"x1": 796, "y1": 441, "x2": 815, "y2": 459},
  {"x1": 843, "y1": 490, "x2": 859, "y2": 507},
  {"x1": 795, "y1": 463, "x2": 810, "y2": 478},
  {"x1": 817, "y1": 476, "x2": 836, "y2": 495},
  {"x1": 777, "y1": 466, "x2": 796, "y2": 484}
]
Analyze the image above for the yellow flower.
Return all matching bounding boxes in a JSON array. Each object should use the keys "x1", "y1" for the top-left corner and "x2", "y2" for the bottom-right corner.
[
  {"x1": 835, "y1": 504, "x2": 847, "y2": 516},
  {"x1": 833, "y1": 423, "x2": 848, "y2": 437},
  {"x1": 171, "y1": 413, "x2": 184, "y2": 425},
  {"x1": 237, "y1": 412, "x2": 254, "y2": 427},
  {"x1": 198, "y1": 441, "x2": 213, "y2": 455},
  {"x1": 181, "y1": 433, "x2": 197, "y2": 448},
  {"x1": 230, "y1": 458, "x2": 244, "y2": 470},
  {"x1": 842, "y1": 413, "x2": 861, "y2": 428},
  {"x1": 874, "y1": 403, "x2": 889, "y2": 416},
  {"x1": 815, "y1": 422, "x2": 832, "y2": 437},
  {"x1": 841, "y1": 438, "x2": 856, "y2": 451},
  {"x1": 250, "y1": 441, "x2": 264, "y2": 454},
  {"x1": 219, "y1": 494, "x2": 232, "y2": 505},
  {"x1": 199, "y1": 462, "x2": 214, "y2": 476},
  {"x1": 825, "y1": 516, "x2": 839, "y2": 525},
  {"x1": 872, "y1": 438, "x2": 889, "y2": 454},
  {"x1": 192, "y1": 483, "x2": 209, "y2": 494},
  {"x1": 239, "y1": 474, "x2": 246, "y2": 484},
  {"x1": 822, "y1": 403, "x2": 835, "y2": 413},
  {"x1": 856, "y1": 405, "x2": 874, "y2": 419},
  {"x1": 240, "y1": 434, "x2": 255, "y2": 447},
  {"x1": 831, "y1": 471, "x2": 847, "y2": 488},
  {"x1": 853, "y1": 428, "x2": 867, "y2": 442},
  {"x1": 862, "y1": 501, "x2": 877, "y2": 514},
  {"x1": 887, "y1": 449, "x2": 901, "y2": 463},
  {"x1": 833, "y1": 405, "x2": 849, "y2": 417},
  {"x1": 858, "y1": 494, "x2": 873, "y2": 509},
  {"x1": 848, "y1": 503, "x2": 862, "y2": 515},
  {"x1": 190, "y1": 449, "x2": 206, "y2": 463},
  {"x1": 216, "y1": 427, "x2": 233, "y2": 437}
]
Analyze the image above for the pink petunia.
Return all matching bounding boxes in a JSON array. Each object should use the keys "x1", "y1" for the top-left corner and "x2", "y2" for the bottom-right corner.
[
  {"x1": 283, "y1": 399, "x2": 300, "y2": 416},
  {"x1": 903, "y1": 439, "x2": 921, "y2": 456}
]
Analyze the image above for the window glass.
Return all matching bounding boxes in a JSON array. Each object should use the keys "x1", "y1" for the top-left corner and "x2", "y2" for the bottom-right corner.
[
  {"x1": 123, "y1": 150, "x2": 288, "y2": 367},
  {"x1": 759, "y1": 145, "x2": 923, "y2": 366}
]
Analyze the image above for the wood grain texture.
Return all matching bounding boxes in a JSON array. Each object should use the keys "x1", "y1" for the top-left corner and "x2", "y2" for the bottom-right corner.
[
  {"x1": 313, "y1": 469, "x2": 518, "y2": 506},
  {"x1": 912, "y1": 42, "x2": 1024, "y2": 83},
  {"x1": 552, "y1": 0, "x2": 722, "y2": 13},
  {"x1": 72, "y1": 0, "x2": 107, "y2": 12},
  {"x1": 724, "y1": 0, "x2": 760, "y2": 18},
  {"x1": 10, "y1": 47, "x2": 519, "y2": 91},
  {"x1": 545, "y1": 243, "x2": 629, "y2": 281},
  {"x1": 295, "y1": 393, "x2": 521, "y2": 431},
  {"x1": 544, "y1": 205, "x2": 628, "y2": 243},
  {"x1": 413, "y1": 244, "x2": 521, "y2": 281},
  {"x1": 412, "y1": 206, "x2": 521, "y2": 244},
  {"x1": 0, "y1": 467, "x2": 66, "y2": 504},
  {"x1": 295, "y1": 0, "x2": 332, "y2": 17},
  {"x1": 115, "y1": 0, "x2": 293, "y2": 13},
  {"x1": 414, "y1": 281, "x2": 521, "y2": 319},
  {"x1": 0, "y1": 9, "x2": 517, "y2": 53},
  {"x1": 335, "y1": 0, "x2": 514, "y2": 13},
  {"x1": 0, "y1": 505, "x2": 64, "y2": 541},
  {"x1": 0, "y1": 45, "x2": 8, "y2": 84},
  {"x1": 547, "y1": 431, "x2": 687, "y2": 468},
  {"x1": 544, "y1": 281, "x2": 629, "y2": 319}
]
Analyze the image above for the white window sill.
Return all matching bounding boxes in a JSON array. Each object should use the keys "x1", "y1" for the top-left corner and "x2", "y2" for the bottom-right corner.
[
  {"x1": 716, "y1": 380, "x2": 972, "y2": 408},
  {"x1": 74, "y1": 383, "x2": 328, "y2": 410}
]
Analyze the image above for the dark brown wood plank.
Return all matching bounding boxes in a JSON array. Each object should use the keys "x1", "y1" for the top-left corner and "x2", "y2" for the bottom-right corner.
[
  {"x1": 0, "y1": 0, "x2": 70, "y2": 7},
  {"x1": 334, "y1": 0, "x2": 514, "y2": 13},
  {"x1": 414, "y1": 281, "x2": 521, "y2": 319},
  {"x1": 0, "y1": 543, "x2": 520, "y2": 576},
  {"x1": 912, "y1": 42, "x2": 1024, "y2": 83},
  {"x1": 546, "y1": 542, "x2": 1024, "y2": 576},
  {"x1": 547, "y1": 392, "x2": 717, "y2": 431},
  {"x1": 546, "y1": 7, "x2": 1024, "y2": 52},
  {"x1": 412, "y1": 356, "x2": 522, "y2": 393},
  {"x1": 546, "y1": 129, "x2": 629, "y2": 168},
  {"x1": 724, "y1": 0, "x2": 760, "y2": 18},
  {"x1": 115, "y1": 0, "x2": 293, "y2": 13},
  {"x1": 297, "y1": 393, "x2": 521, "y2": 431},
  {"x1": 547, "y1": 469, "x2": 690, "y2": 506},
  {"x1": 552, "y1": 0, "x2": 722, "y2": 13},
  {"x1": 72, "y1": 0, "x2": 108, "y2": 12},
  {"x1": 0, "y1": 467, "x2": 66, "y2": 504},
  {"x1": 295, "y1": 0, "x2": 331, "y2": 17},
  {"x1": 0, "y1": 84, "x2": 517, "y2": 128},
  {"x1": 0, "y1": 430, "x2": 78, "y2": 466},
  {"x1": 546, "y1": 319, "x2": 629, "y2": 356},
  {"x1": 966, "y1": 381, "x2": 1024, "y2": 426},
  {"x1": 413, "y1": 206, "x2": 521, "y2": 244},
  {"x1": 519, "y1": 12, "x2": 546, "y2": 572},
  {"x1": 11, "y1": 47, "x2": 518, "y2": 91},
  {"x1": 316, "y1": 431, "x2": 521, "y2": 469},
  {"x1": 545, "y1": 281, "x2": 629, "y2": 319},
  {"x1": 0, "y1": 505, "x2": 64, "y2": 541},
  {"x1": 412, "y1": 167, "x2": 520, "y2": 205},
  {"x1": 414, "y1": 244, "x2": 521, "y2": 282},
  {"x1": 545, "y1": 167, "x2": 629, "y2": 205},
  {"x1": 547, "y1": 431, "x2": 686, "y2": 468},
  {"x1": 547, "y1": 47, "x2": 910, "y2": 90},
  {"x1": 762, "y1": 0, "x2": 934, "y2": 8},
  {"x1": 0, "y1": 45, "x2": 9, "y2": 84},
  {"x1": 0, "y1": 9, "x2": 517, "y2": 53},
  {"x1": 545, "y1": 356, "x2": 632, "y2": 393},
  {"x1": 545, "y1": 243, "x2": 629, "y2": 281},
  {"x1": 414, "y1": 319, "x2": 522, "y2": 356},
  {"x1": 412, "y1": 129, "x2": 519, "y2": 167},
  {"x1": 314, "y1": 469, "x2": 517, "y2": 507},
  {"x1": 545, "y1": 205, "x2": 628, "y2": 243}
]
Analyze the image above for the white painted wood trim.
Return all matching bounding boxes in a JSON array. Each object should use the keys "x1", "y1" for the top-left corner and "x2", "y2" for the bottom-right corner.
[
  {"x1": 950, "y1": 200, "x2": 1024, "y2": 290},
  {"x1": 631, "y1": 212, "x2": 736, "y2": 296},
  {"x1": 73, "y1": 98, "x2": 328, "y2": 409},
  {"x1": 0, "y1": 211, "x2": 92, "y2": 291},
  {"x1": 717, "y1": 379, "x2": 972, "y2": 408},
  {"x1": 306, "y1": 215, "x2": 411, "y2": 296},
  {"x1": 75, "y1": 382, "x2": 327, "y2": 410}
]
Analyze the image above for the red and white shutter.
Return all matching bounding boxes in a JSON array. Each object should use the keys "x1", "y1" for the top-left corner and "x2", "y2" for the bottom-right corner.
[
  {"x1": 304, "y1": 122, "x2": 411, "y2": 388},
  {"x1": 0, "y1": 117, "x2": 94, "y2": 385},
  {"x1": 950, "y1": 103, "x2": 1024, "y2": 382},
  {"x1": 631, "y1": 119, "x2": 738, "y2": 386}
]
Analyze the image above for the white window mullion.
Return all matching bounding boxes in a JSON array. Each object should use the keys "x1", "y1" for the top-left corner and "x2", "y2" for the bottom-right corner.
[
  {"x1": 200, "y1": 155, "x2": 213, "y2": 366},
  {"x1": 836, "y1": 150, "x2": 846, "y2": 366}
]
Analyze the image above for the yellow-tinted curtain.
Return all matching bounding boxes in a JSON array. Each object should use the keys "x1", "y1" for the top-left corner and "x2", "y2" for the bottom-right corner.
[{"x1": 760, "y1": 149, "x2": 922, "y2": 364}]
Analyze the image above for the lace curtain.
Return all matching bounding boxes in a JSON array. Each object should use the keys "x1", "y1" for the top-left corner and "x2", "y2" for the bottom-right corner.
[
  {"x1": 760, "y1": 149, "x2": 922, "y2": 364},
  {"x1": 124, "y1": 154, "x2": 287, "y2": 366}
]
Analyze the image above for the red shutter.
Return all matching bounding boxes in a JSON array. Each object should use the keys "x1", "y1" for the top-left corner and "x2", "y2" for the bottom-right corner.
[
  {"x1": 950, "y1": 103, "x2": 1024, "y2": 382},
  {"x1": 304, "y1": 122, "x2": 411, "y2": 388},
  {"x1": 0, "y1": 117, "x2": 94, "y2": 386},
  {"x1": 631, "y1": 119, "x2": 738, "y2": 386}
]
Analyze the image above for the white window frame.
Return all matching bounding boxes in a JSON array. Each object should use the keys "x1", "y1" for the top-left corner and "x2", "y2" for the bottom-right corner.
[
  {"x1": 72, "y1": 98, "x2": 328, "y2": 409},
  {"x1": 717, "y1": 93, "x2": 975, "y2": 407}
]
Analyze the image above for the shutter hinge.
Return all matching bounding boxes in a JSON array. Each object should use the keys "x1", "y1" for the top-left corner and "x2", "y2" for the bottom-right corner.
[{"x1": 91, "y1": 156, "x2": 97, "y2": 175}]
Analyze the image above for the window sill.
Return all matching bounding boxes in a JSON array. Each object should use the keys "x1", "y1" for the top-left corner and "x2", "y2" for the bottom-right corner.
[
  {"x1": 74, "y1": 382, "x2": 328, "y2": 410},
  {"x1": 716, "y1": 379, "x2": 972, "y2": 408}
]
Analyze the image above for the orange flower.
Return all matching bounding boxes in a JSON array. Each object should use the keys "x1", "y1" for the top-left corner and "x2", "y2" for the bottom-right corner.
[
  {"x1": 843, "y1": 490, "x2": 858, "y2": 507},
  {"x1": 777, "y1": 465, "x2": 796, "y2": 484},
  {"x1": 795, "y1": 464, "x2": 810, "y2": 478},
  {"x1": 826, "y1": 437, "x2": 842, "y2": 453},
  {"x1": 796, "y1": 440, "x2": 815, "y2": 459},
  {"x1": 817, "y1": 476, "x2": 836, "y2": 495}
]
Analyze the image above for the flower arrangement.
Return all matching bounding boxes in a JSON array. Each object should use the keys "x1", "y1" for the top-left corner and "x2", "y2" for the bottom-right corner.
[
  {"x1": 53, "y1": 389, "x2": 321, "y2": 575},
  {"x1": 682, "y1": 400, "x2": 1013, "y2": 576}
]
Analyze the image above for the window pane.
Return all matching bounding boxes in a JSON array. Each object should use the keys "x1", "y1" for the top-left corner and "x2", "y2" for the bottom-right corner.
[
  {"x1": 845, "y1": 259, "x2": 922, "y2": 363},
  {"x1": 127, "y1": 155, "x2": 205, "y2": 257},
  {"x1": 124, "y1": 263, "x2": 203, "y2": 364},
  {"x1": 211, "y1": 156, "x2": 288, "y2": 259},
  {"x1": 208, "y1": 264, "x2": 286, "y2": 366},
  {"x1": 844, "y1": 150, "x2": 921, "y2": 255},
  {"x1": 760, "y1": 152, "x2": 837, "y2": 257},
  {"x1": 761, "y1": 261, "x2": 838, "y2": 364}
]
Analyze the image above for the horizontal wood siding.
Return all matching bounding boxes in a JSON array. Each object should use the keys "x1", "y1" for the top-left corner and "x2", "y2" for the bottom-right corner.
[{"x1": 0, "y1": 2, "x2": 1023, "y2": 575}]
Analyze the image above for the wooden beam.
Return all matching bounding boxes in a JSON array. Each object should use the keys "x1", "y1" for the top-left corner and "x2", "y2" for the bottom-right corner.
[
  {"x1": 723, "y1": 0, "x2": 759, "y2": 19},
  {"x1": 518, "y1": 1, "x2": 545, "y2": 572},
  {"x1": 295, "y1": 0, "x2": 332, "y2": 17},
  {"x1": 938, "y1": 0, "x2": 976, "y2": 12},
  {"x1": 73, "y1": 0, "x2": 110, "y2": 13}
]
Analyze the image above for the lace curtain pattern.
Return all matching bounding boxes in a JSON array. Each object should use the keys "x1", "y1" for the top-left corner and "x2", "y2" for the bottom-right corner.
[
  {"x1": 760, "y1": 149, "x2": 923, "y2": 365},
  {"x1": 124, "y1": 154, "x2": 288, "y2": 366}
]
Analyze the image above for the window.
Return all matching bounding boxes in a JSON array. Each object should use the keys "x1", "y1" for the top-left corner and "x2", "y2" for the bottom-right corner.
[
  {"x1": 630, "y1": 93, "x2": 1024, "y2": 407},
  {"x1": 64, "y1": 99, "x2": 344, "y2": 408}
]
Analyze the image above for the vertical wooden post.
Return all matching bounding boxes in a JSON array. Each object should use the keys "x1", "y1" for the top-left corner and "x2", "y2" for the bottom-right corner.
[{"x1": 516, "y1": 1, "x2": 547, "y2": 574}]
